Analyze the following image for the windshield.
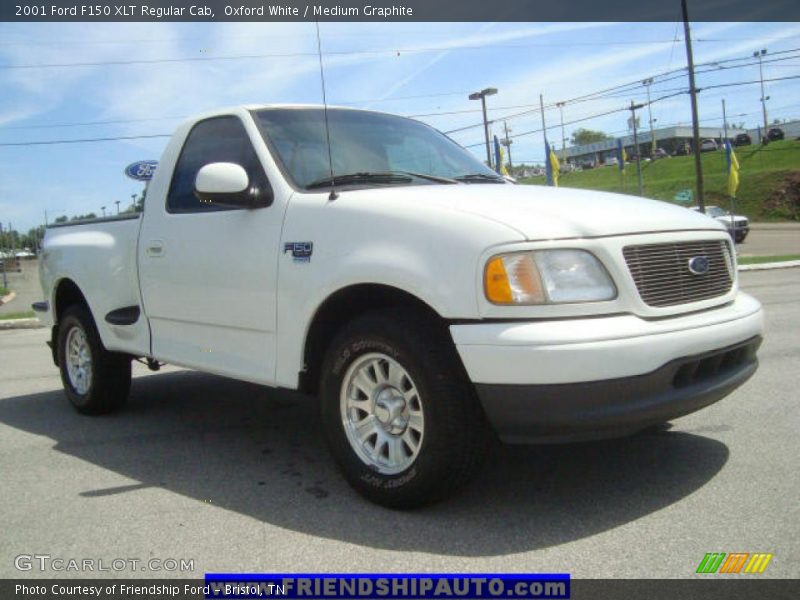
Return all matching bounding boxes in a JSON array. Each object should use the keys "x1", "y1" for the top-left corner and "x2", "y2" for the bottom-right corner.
[
  {"x1": 706, "y1": 207, "x2": 728, "y2": 217},
  {"x1": 253, "y1": 108, "x2": 502, "y2": 190}
]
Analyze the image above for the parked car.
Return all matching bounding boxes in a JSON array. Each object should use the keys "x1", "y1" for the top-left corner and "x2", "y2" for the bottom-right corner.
[
  {"x1": 603, "y1": 156, "x2": 619, "y2": 167},
  {"x1": 35, "y1": 105, "x2": 764, "y2": 508},
  {"x1": 734, "y1": 133, "x2": 752, "y2": 146},
  {"x1": 767, "y1": 127, "x2": 784, "y2": 141},
  {"x1": 700, "y1": 139, "x2": 719, "y2": 152},
  {"x1": 674, "y1": 142, "x2": 692, "y2": 156},
  {"x1": 690, "y1": 205, "x2": 750, "y2": 243},
  {"x1": 652, "y1": 148, "x2": 670, "y2": 160}
]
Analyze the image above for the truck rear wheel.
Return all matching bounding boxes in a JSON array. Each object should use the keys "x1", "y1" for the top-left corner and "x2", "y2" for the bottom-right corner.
[
  {"x1": 57, "y1": 305, "x2": 131, "y2": 415},
  {"x1": 320, "y1": 308, "x2": 488, "y2": 508}
]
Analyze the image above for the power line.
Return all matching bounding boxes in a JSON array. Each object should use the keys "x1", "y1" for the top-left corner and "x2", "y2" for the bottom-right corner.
[
  {"x1": 0, "y1": 90, "x2": 474, "y2": 131},
  {"x1": 0, "y1": 41, "x2": 690, "y2": 70},
  {"x1": 442, "y1": 50, "x2": 800, "y2": 134},
  {"x1": 0, "y1": 134, "x2": 171, "y2": 147},
  {"x1": 4, "y1": 40, "x2": 798, "y2": 71}
]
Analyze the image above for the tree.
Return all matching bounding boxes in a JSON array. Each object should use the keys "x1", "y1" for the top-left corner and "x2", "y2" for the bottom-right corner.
[
  {"x1": 54, "y1": 216, "x2": 68, "y2": 224},
  {"x1": 570, "y1": 128, "x2": 612, "y2": 146},
  {"x1": 70, "y1": 213, "x2": 97, "y2": 221},
  {"x1": 122, "y1": 190, "x2": 146, "y2": 214}
]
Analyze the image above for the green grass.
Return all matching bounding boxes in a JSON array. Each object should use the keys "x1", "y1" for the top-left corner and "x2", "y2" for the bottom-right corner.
[
  {"x1": 519, "y1": 139, "x2": 800, "y2": 221},
  {"x1": 0, "y1": 287, "x2": 9, "y2": 296},
  {"x1": 0, "y1": 310, "x2": 36, "y2": 320},
  {"x1": 737, "y1": 254, "x2": 800, "y2": 265}
]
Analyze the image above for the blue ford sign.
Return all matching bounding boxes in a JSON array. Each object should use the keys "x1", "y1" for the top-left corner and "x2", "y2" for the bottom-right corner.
[{"x1": 124, "y1": 160, "x2": 158, "y2": 181}]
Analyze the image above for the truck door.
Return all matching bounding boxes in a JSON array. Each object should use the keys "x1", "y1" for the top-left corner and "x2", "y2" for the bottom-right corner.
[{"x1": 138, "y1": 115, "x2": 281, "y2": 384}]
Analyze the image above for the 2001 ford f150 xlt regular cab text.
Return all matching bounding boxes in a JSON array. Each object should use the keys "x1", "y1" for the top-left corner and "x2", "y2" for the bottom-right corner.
[{"x1": 36, "y1": 105, "x2": 763, "y2": 508}]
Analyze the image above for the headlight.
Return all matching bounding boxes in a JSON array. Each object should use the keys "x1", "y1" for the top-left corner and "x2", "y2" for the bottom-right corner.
[{"x1": 485, "y1": 249, "x2": 616, "y2": 305}]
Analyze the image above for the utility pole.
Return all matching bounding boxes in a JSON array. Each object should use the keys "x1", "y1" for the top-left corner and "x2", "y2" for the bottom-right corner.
[
  {"x1": 501, "y1": 121, "x2": 513, "y2": 170},
  {"x1": 722, "y1": 99, "x2": 729, "y2": 142},
  {"x1": 115, "y1": 200, "x2": 120, "y2": 215},
  {"x1": 629, "y1": 101, "x2": 645, "y2": 196},
  {"x1": 469, "y1": 87, "x2": 498, "y2": 168},
  {"x1": 682, "y1": 0, "x2": 705, "y2": 212},
  {"x1": 754, "y1": 49, "x2": 769, "y2": 141},
  {"x1": 642, "y1": 78, "x2": 656, "y2": 157},
  {"x1": 556, "y1": 101, "x2": 567, "y2": 162}
]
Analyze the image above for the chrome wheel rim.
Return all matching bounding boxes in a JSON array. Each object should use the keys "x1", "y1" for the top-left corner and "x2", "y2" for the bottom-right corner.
[
  {"x1": 66, "y1": 326, "x2": 92, "y2": 395},
  {"x1": 340, "y1": 352, "x2": 424, "y2": 475}
]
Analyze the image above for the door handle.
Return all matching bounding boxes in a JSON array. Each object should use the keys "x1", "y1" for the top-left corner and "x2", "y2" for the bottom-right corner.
[{"x1": 145, "y1": 240, "x2": 165, "y2": 257}]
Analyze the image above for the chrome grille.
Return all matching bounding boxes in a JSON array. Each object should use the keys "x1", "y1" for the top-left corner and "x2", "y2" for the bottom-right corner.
[{"x1": 623, "y1": 240, "x2": 734, "y2": 307}]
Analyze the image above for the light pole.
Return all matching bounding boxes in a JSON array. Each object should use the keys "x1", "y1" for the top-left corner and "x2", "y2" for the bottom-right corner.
[
  {"x1": 101, "y1": 206, "x2": 106, "y2": 217},
  {"x1": 642, "y1": 77, "x2": 656, "y2": 157},
  {"x1": 469, "y1": 87, "x2": 498, "y2": 168},
  {"x1": 115, "y1": 200, "x2": 121, "y2": 215},
  {"x1": 556, "y1": 101, "x2": 567, "y2": 162},
  {"x1": 754, "y1": 49, "x2": 769, "y2": 142}
]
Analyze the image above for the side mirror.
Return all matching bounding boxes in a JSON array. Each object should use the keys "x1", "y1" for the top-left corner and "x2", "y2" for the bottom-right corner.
[{"x1": 194, "y1": 162, "x2": 268, "y2": 208}]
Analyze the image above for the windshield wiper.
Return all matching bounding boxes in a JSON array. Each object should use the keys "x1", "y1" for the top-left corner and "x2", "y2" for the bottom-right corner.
[
  {"x1": 454, "y1": 173, "x2": 506, "y2": 183},
  {"x1": 306, "y1": 170, "x2": 458, "y2": 190},
  {"x1": 393, "y1": 170, "x2": 458, "y2": 184},
  {"x1": 306, "y1": 172, "x2": 413, "y2": 190}
]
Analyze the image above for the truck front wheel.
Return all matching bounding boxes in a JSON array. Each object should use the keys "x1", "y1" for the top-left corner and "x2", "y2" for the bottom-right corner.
[
  {"x1": 320, "y1": 309, "x2": 488, "y2": 508},
  {"x1": 57, "y1": 305, "x2": 131, "y2": 415}
]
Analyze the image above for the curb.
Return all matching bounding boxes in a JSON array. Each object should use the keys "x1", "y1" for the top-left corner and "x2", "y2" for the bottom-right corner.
[
  {"x1": 738, "y1": 260, "x2": 800, "y2": 271},
  {"x1": 0, "y1": 318, "x2": 44, "y2": 330}
]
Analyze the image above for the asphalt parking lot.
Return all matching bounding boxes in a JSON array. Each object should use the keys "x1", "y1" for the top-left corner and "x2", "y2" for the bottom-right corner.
[{"x1": 0, "y1": 268, "x2": 798, "y2": 579}]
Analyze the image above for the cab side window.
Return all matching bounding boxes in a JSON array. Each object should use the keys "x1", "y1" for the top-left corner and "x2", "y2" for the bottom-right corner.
[{"x1": 167, "y1": 116, "x2": 272, "y2": 213}]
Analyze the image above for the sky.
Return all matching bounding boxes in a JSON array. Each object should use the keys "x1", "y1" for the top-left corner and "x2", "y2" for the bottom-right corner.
[{"x1": 1, "y1": 20, "x2": 799, "y2": 232}]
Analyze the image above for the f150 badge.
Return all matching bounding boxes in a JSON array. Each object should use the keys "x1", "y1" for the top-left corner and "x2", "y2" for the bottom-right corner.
[{"x1": 284, "y1": 242, "x2": 313, "y2": 263}]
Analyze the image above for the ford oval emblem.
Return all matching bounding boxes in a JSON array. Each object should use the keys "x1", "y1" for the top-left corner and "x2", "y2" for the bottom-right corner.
[
  {"x1": 124, "y1": 160, "x2": 158, "y2": 181},
  {"x1": 688, "y1": 256, "x2": 710, "y2": 275}
]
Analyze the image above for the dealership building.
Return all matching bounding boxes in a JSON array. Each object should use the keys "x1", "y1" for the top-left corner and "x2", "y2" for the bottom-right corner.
[
  {"x1": 562, "y1": 118, "x2": 797, "y2": 166},
  {"x1": 563, "y1": 125, "x2": 748, "y2": 166}
]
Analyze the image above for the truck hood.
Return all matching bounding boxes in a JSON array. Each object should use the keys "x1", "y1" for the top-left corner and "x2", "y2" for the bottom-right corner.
[{"x1": 354, "y1": 184, "x2": 725, "y2": 240}]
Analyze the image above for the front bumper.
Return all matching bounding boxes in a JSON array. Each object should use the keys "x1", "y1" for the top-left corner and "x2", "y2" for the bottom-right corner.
[{"x1": 451, "y1": 292, "x2": 764, "y2": 443}]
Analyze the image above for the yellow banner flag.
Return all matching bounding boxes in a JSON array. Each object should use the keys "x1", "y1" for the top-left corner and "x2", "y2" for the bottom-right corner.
[{"x1": 549, "y1": 146, "x2": 560, "y2": 187}]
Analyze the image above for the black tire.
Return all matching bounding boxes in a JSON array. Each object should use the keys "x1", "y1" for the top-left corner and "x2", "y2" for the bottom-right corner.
[
  {"x1": 57, "y1": 304, "x2": 131, "y2": 415},
  {"x1": 320, "y1": 308, "x2": 489, "y2": 509}
]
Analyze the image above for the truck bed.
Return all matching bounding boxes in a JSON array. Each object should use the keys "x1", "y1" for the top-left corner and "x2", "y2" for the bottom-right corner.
[{"x1": 40, "y1": 212, "x2": 150, "y2": 357}]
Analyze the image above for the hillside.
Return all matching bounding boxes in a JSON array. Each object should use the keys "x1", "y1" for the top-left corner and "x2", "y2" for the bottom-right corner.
[{"x1": 519, "y1": 139, "x2": 800, "y2": 221}]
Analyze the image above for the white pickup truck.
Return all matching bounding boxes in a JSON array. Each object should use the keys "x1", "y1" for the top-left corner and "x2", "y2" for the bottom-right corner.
[{"x1": 36, "y1": 105, "x2": 764, "y2": 508}]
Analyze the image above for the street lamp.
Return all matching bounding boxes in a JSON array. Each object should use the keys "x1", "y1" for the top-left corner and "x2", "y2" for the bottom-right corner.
[
  {"x1": 101, "y1": 206, "x2": 106, "y2": 217},
  {"x1": 469, "y1": 87, "x2": 498, "y2": 168},
  {"x1": 754, "y1": 49, "x2": 769, "y2": 141}
]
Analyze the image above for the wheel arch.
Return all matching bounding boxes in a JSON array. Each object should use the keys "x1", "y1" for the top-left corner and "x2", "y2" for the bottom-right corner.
[
  {"x1": 299, "y1": 283, "x2": 449, "y2": 395},
  {"x1": 49, "y1": 278, "x2": 92, "y2": 366},
  {"x1": 52, "y1": 277, "x2": 90, "y2": 323}
]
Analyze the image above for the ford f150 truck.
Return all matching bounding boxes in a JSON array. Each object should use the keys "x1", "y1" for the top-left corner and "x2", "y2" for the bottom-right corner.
[{"x1": 36, "y1": 105, "x2": 764, "y2": 508}]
